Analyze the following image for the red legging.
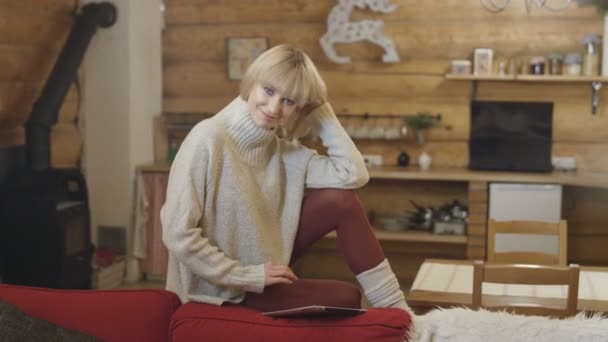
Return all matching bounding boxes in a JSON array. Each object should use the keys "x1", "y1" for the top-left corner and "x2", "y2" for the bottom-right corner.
[
  {"x1": 290, "y1": 189, "x2": 385, "y2": 273},
  {"x1": 241, "y1": 189, "x2": 385, "y2": 311}
]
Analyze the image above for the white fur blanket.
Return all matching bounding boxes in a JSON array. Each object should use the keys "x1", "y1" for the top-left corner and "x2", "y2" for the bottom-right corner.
[{"x1": 407, "y1": 307, "x2": 608, "y2": 342}]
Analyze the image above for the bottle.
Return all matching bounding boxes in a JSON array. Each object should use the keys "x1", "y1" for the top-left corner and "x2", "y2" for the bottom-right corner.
[{"x1": 582, "y1": 34, "x2": 600, "y2": 76}]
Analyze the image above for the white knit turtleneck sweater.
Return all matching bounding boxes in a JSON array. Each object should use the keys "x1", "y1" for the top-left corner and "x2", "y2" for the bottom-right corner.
[{"x1": 161, "y1": 97, "x2": 369, "y2": 304}]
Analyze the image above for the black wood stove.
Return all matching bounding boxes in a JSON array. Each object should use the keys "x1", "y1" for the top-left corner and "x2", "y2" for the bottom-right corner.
[{"x1": 0, "y1": 3, "x2": 117, "y2": 289}]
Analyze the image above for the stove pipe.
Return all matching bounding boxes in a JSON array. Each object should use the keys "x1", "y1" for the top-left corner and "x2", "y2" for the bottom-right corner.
[{"x1": 25, "y1": 2, "x2": 117, "y2": 171}]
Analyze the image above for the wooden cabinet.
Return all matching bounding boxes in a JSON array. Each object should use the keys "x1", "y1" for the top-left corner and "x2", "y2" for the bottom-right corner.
[
  {"x1": 362, "y1": 166, "x2": 608, "y2": 251},
  {"x1": 136, "y1": 171, "x2": 169, "y2": 279}
]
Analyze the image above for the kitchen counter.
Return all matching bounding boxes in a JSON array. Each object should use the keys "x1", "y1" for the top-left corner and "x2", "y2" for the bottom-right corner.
[{"x1": 137, "y1": 162, "x2": 608, "y2": 189}]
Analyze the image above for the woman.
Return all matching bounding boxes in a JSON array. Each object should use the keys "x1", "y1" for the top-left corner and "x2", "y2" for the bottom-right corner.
[{"x1": 161, "y1": 44, "x2": 410, "y2": 313}]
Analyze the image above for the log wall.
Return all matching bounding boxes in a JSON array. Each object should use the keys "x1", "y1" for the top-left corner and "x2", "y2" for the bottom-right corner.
[{"x1": 0, "y1": 0, "x2": 80, "y2": 168}]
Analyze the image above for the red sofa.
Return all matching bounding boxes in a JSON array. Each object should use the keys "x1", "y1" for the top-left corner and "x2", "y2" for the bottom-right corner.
[{"x1": 0, "y1": 284, "x2": 412, "y2": 341}]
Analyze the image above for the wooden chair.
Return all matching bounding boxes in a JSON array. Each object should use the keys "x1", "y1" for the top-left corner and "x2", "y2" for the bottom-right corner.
[
  {"x1": 472, "y1": 260, "x2": 580, "y2": 317},
  {"x1": 487, "y1": 219, "x2": 568, "y2": 265}
]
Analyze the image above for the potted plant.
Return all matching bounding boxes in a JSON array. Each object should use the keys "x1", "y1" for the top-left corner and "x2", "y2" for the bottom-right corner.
[
  {"x1": 403, "y1": 112, "x2": 441, "y2": 145},
  {"x1": 580, "y1": 0, "x2": 608, "y2": 11}
]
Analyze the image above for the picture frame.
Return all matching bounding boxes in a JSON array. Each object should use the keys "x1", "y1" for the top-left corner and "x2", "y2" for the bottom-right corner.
[
  {"x1": 227, "y1": 37, "x2": 269, "y2": 80},
  {"x1": 473, "y1": 48, "x2": 494, "y2": 75}
]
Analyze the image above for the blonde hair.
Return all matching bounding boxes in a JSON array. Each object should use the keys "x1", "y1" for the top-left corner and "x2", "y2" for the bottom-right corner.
[{"x1": 240, "y1": 44, "x2": 327, "y2": 108}]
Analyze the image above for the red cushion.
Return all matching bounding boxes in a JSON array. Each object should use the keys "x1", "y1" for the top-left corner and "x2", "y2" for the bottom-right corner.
[
  {"x1": 0, "y1": 284, "x2": 181, "y2": 342},
  {"x1": 171, "y1": 302, "x2": 412, "y2": 342}
]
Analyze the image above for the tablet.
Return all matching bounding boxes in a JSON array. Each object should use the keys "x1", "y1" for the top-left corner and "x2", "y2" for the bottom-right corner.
[{"x1": 262, "y1": 305, "x2": 366, "y2": 318}]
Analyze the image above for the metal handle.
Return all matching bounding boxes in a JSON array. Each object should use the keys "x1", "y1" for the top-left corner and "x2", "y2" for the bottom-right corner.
[{"x1": 592, "y1": 81, "x2": 602, "y2": 115}]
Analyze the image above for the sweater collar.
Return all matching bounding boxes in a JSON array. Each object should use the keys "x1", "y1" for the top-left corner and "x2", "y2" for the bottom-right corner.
[{"x1": 223, "y1": 97, "x2": 275, "y2": 164}]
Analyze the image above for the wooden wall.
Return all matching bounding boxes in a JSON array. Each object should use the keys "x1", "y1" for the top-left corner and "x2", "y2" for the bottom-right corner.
[
  {"x1": 1, "y1": 2, "x2": 605, "y2": 172},
  {"x1": 0, "y1": 0, "x2": 80, "y2": 168},
  {"x1": 164, "y1": 0, "x2": 607, "y2": 172},
  {"x1": 4, "y1": 3, "x2": 600, "y2": 171}
]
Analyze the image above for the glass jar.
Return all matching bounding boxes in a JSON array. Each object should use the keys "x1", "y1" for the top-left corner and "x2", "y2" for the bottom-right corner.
[
  {"x1": 547, "y1": 53, "x2": 563, "y2": 75},
  {"x1": 563, "y1": 53, "x2": 582, "y2": 76},
  {"x1": 529, "y1": 56, "x2": 546, "y2": 75}
]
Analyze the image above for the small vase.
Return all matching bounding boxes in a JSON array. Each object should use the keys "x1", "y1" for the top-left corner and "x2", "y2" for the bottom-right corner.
[
  {"x1": 418, "y1": 151, "x2": 432, "y2": 170},
  {"x1": 397, "y1": 151, "x2": 410, "y2": 167}
]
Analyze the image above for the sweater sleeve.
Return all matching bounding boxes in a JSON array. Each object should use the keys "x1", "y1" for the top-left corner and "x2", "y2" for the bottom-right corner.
[
  {"x1": 304, "y1": 103, "x2": 370, "y2": 189},
  {"x1": 161, "y1": 129, "x2": 265, "y2": 294}
]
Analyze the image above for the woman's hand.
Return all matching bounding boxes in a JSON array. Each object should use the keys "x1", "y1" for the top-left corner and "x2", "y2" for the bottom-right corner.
[{"x1": 264, "y1": 261, "x2": 298, "y2": 286}]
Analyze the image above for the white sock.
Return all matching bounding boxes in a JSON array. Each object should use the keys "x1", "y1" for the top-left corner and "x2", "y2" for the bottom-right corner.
[{"x1": 356, "y1": 259, "x2": 413, "y2": 314}]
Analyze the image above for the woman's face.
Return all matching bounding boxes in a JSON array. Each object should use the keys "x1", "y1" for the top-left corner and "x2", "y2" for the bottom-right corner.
[{"x1": 247, "y1": 82, "x2": 299, "y2": 130}]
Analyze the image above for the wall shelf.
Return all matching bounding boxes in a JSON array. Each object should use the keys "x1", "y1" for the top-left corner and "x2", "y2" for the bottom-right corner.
[
  {"x1": 445, "y1": 74, "x2": 515, "y2": 81},
  {"x1": 445, "y1": 73, "x2": 607, "y2": 114},
  {"x1": 445, "y1": 74, "x2": 608, "y2": 82},
  {"x1": 325, "y1": 229, "x2": 467, "y2": 245},
  {"x1": 515, "y1": 75, "x2": 608, "y2": 82}
]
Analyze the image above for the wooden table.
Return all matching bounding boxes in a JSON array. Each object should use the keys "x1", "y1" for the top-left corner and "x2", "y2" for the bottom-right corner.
[{"x1": 407, "y1": 259, "x2": 608, "y2": 314}]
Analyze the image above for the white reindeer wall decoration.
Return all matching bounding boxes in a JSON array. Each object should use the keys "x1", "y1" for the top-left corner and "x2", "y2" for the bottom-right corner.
[{"x1": 320, "y1": 0, "x2": 400, "y2": 64}]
